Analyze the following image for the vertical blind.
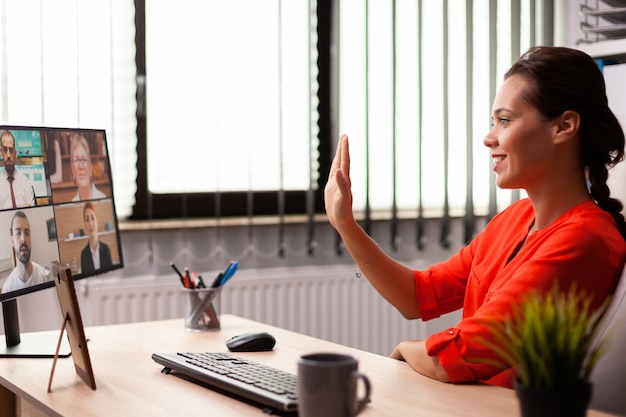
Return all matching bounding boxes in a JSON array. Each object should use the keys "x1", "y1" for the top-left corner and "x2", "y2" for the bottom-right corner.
[
  {"x1": 337, "y1": 0, "x2": 543, "y2": 243},
  {"x1": 0, "y1": 0, "x2": 137, "y2": 218}
]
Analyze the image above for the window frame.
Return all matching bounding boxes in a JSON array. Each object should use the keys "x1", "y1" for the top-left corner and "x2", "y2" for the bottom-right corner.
[{"x1": 130, "y1": 0, "x2": 332, "y2": 220}]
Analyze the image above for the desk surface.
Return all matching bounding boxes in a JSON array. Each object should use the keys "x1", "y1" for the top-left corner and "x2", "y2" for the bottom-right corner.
[{"x1": 0, "y1": 315, "x2": 618, "y2": 417}]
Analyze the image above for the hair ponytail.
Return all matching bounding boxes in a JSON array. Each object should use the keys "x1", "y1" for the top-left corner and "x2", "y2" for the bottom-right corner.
[{"x1": 588, "y1": 159, "x2": 626, "y2": 239}]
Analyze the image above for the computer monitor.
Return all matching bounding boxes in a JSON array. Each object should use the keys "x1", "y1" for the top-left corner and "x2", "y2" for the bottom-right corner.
[{"x1": 0, "y1": 126, "x2": 124, "y2": 357}]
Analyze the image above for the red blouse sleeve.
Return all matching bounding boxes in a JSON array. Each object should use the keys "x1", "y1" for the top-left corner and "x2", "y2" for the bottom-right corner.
[
  {"x1": 414, "y1": 237, "x2": 478, "y2": 321},
  {"x1": 422, "y1": 218, "x2": 625, "y2": 385}
]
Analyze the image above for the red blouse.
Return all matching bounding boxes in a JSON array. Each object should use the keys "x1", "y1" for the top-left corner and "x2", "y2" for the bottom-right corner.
[{"x1": 415, "y1": 199, "x2": 626, "y2": 387}]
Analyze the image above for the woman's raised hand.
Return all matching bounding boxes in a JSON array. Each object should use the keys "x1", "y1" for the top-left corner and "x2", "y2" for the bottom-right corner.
[{"x1": 324, "y1": 135, "x2": 355, "y2": 232}]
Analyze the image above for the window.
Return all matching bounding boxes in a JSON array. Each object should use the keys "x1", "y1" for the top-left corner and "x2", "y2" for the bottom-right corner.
[
  {"x1": 338, "y1": 0, "x2": 536, "y2": 219},
  {"x1": 1, "y1": 1, "x2": 548, "y2": 225},
  {"x1": 132, "y1": 0, "x2": 325, "y2": 219},
  {"x1": 134, "y1": 0, "x2": 542, "y2": 222},
  {"x1": 0, "y1": 0, "x2": 137, "y2": 218}
]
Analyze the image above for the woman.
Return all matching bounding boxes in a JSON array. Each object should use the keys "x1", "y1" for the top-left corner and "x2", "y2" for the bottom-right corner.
[
  {"x1": 80, "y1": 201, "x2": 113, "y2": 274},
  {"x1": 70, "y1": 134, "x2": 106, "y2": 201},
  {"x1": 324, "y1": 46, "x2": 626, "y2": 388}
]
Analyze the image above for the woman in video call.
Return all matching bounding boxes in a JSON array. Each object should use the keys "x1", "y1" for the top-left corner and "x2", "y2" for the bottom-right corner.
[
  {"x1": 80, "y1": 201, "x2": 112, "y2": 274},
  {"x1": 70, "y1": 133, "x2": 106, "y2": 201},
  {"x1": 324, "y1": 46, "x2": 626, "y2": 388}
]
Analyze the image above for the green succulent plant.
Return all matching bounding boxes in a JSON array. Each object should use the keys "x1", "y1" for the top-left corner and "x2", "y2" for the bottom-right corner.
[{"x1": 477, "y1": 284, "x2": 611, "y2": 390}]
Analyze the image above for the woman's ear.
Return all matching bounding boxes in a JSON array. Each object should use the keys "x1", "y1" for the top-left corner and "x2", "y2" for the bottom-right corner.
[{"x1": 553, "y1": 110, "x2": 580, "y2": 144}]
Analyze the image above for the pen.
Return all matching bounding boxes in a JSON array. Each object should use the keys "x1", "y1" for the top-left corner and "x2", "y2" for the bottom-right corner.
[
  {"x1": 210, "y1": 273, "x2": 223, "y2": 288},
  {"x1": 196, "y1": 273, "x2": 206, "y2": 289},
  {"x1": 170, "y1": 262, "x2": 185, "y2": 286},
  {"x1": 184, "y1": 267, "x2": 194, "y2": 289},
  {"x1": 219, "y1": 260, "x2": 238, "y2": 286},
  {"x1": 211, "y1": 260, "x2": 235, "y2": 288},
  {"x1": 203, "y1": 288, "x2": 220, "y2": 328}
]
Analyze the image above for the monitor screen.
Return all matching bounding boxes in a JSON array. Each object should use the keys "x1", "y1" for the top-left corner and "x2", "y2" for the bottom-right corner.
[{"x1": 0, "y1": 126, "x2": 124, "y2": 357}]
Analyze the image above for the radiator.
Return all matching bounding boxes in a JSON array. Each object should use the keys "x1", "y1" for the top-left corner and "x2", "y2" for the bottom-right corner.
[{"x1": 77, "y1": 265, "x2": 458, "y2": 356}]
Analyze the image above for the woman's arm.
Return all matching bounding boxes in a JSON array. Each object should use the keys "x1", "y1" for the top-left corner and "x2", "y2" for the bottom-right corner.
[
  {"x1": 390, "y1": 340, "x2": 451, "y2": 382},
  {"x1": 324, "y1": 135, "x2": 421, "y2": 319}
]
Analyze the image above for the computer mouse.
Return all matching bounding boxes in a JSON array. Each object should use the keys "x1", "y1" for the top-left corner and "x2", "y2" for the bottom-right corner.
[{"x1": 226, "y1": 331, "x2": 276, "y2": 352}]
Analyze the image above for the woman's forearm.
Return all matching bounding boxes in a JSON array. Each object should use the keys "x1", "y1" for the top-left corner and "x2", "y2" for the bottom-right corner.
[
  {"x1": 390, "y1": 340, "x2": 451, "y2": 382},
  {"x1": 336, "y1": 221, "x2": 421, "y2": 319}
]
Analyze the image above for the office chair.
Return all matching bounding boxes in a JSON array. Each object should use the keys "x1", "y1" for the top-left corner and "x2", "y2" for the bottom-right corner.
[{"x1": 589, "y1": 263, "x2": 626, "y2": 416}]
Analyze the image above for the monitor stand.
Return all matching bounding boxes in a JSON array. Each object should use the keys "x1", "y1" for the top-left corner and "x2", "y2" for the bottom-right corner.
[{"x1": 0, "y1": 298, "x2": 71, "y2": 358}]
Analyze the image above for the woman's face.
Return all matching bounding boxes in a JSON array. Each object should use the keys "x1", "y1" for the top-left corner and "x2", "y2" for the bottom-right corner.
[
  {"x1": 483, "y1": 74, "x2": 558, "y2": 192},
  {"x1": 71, "y1": 144, "x2": 92, "y2": 188},
  {"x1": 83, "y1": 207, "x2": 98, "y2": 238}
]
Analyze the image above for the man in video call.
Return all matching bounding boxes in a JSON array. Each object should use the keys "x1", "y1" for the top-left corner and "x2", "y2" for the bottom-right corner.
[
  {"x1": 2, "y1": 211, "x2": 51, "y2": 293},
  {"x1": 0, "y1": 130, "x2": 36, "y2": 209}
]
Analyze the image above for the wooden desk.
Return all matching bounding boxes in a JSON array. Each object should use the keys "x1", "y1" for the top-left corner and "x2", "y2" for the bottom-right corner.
[{"x1": 0, "y1": 315, "x2": 618, "y2": 417}]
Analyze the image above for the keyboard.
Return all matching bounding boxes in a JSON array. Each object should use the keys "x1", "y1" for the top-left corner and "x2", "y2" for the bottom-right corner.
[{"x1": 152, "y1": 352, "x2": 298, "y2": 413}]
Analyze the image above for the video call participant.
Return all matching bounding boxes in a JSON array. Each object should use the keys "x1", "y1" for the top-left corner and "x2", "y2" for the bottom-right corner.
[
  {"x1": 2, "y1": 211, "x2": 51, "y2": 293},
  {"x1": 0, "y1": 131, "x2": 35, "y2": 209},
  {"x1": 70, "y1": 134, "x2": 106, "y2": 201},
  {"x1": 324, "y1": 46, "x2": 626, "y2": 388},
  {"x1": 80, "y1": 201, "x2": 112, "y2": 274}
]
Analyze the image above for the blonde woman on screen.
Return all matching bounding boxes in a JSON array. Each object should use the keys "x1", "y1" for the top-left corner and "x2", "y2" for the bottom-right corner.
[{"x1": 70, "y1": 134, "x2": 106, "y2": 202}]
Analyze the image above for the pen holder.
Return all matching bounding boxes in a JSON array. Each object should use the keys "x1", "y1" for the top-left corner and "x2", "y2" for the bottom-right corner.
[{"x1": 182, "y1": 287, "x2": 221, "y2": 331}]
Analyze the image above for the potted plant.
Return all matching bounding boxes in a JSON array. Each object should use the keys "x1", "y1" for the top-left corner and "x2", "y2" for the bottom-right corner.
[{"x1": 478, "y1": 284, "x2": 611, "y2": 417}]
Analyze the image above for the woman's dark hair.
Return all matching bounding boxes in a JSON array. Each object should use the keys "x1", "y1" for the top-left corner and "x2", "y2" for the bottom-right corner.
[{"x1": 505, "y1": 46, "x2": 626, "y2": 240}]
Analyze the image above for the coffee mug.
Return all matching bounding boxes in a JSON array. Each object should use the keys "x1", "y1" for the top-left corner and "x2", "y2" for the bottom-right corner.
[{"x1": 297, "y1": 353, "x2": 371, "y2": 417}]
